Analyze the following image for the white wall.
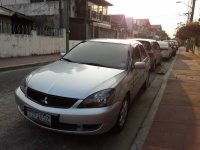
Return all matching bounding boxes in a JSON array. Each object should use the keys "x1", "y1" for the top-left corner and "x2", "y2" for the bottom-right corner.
[
  {"x1": 0, "y1": 30, "x2": 82, "y2": 58},
  {"x1": 69, "y1": 40, "x2": 81, "y2": 49},
  {"x1": 0, "y1": 30, "x2": 65, "y2": 58}
]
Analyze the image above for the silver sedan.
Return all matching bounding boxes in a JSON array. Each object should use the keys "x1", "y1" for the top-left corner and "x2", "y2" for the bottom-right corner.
[{"x1": 15, "y1": 39, "x2": 150, "y2": 135}]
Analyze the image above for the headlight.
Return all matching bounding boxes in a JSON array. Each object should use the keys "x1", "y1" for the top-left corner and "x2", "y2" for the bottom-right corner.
[
  {"x1": 78, "y1": 89, "x2": 115, "y2": 108},
  {"x1": 20, "y1": 77, "x2": 28, "y2": 94}
]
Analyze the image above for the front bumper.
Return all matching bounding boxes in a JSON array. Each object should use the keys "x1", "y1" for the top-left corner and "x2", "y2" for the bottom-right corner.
[{"x1": 15, "y1": 87, "x2": 121, "y2": 135}]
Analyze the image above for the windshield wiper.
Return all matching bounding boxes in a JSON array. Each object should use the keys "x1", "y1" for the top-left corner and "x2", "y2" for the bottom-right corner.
[{"x1": 61, "y1": 58, "x2": 73, "y2": 62}]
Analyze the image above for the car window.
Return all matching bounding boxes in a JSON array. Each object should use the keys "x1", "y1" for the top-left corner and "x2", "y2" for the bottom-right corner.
[
  {"x1": 63, "y1": 41, "x2": 129, "y2": 69},
  {"x1": 133, "y1": 45, "x2": 141, "y2": 62},
  {"x1": 127, "y1": 46, "x2": 134, "y2": 69},
  {"x1": 139, "y1": 45, "x2": 148, "y2": 60},
  {"x1": 139, "y1": 41, "x2": 151, "y2": 51},
  {"x1": 152, "y1": 42, "x2": 160, "y2": 50}
]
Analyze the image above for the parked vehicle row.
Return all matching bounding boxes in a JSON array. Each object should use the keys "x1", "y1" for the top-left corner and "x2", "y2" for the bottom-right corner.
[
  {"x1": 15, "y1": 38, "x2": 178, "y2": 135},
  {"x1": 157, "y1": 41, "x2": 174, "y2": 59},
  {"x1": 131, "y1": 38, "x2": 178, "y2": 71},
  {"x1": 133, "y1": 39, "x2": 162, "y2": 71}
]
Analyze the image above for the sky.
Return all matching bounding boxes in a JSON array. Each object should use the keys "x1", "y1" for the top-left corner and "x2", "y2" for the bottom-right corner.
[{"x1": 107, "y1": 0, "x2": 200, "y2": 38}]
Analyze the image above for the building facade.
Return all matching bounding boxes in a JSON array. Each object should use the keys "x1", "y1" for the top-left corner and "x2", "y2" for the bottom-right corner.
[
  {"x1": 111, "y1": 14, "x2": 128, "y2": 39},
  {"x1": 0, "y1": 0, "x2": 116, "y2": 40}
]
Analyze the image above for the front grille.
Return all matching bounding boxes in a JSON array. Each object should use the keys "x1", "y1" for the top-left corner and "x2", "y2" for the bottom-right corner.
[
  {"x1": 56, "y1": 123, "x2": 101, "y2": 131},
  {"x1": 27, "y1": 87, "x2": 78, "y2": 108}
]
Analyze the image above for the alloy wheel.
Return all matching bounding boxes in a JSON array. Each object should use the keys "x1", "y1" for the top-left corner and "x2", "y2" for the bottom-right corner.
[{"x1": 118, "y1": 97, "x2": 129, "y2": 128}]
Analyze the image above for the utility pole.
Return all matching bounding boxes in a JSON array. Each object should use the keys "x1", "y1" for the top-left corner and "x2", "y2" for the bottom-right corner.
[
  {"x1": 85, "y1": 0, "x2": 88, "y2": 40},
  {"x1": 59, "y1": 0, "x2": 62, "y2": 28},
  {"x1": 63, "y1": 0, "x2": 70, "y2": 52},
  {"x1": 190, "y1": 0, "x2": 196, "y2": 22}
]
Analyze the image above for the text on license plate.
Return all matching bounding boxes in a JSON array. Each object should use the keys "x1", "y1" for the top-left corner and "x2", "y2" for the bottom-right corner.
[{"x1": 26, "y1": 108, "x2": 51, "y2": 126}]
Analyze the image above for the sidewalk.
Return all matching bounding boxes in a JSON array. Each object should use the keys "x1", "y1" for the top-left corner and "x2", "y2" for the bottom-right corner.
[
  {"x1": 143, "y1": 48, "x2": 200, "y2": 150},
  {"x1": 0, "y1": 54, "x2": 60, "y2": 72}
]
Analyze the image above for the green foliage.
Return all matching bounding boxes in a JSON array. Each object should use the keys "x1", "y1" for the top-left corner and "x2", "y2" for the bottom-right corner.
[
  {"x1": 156, "y1": 30, "x2": 169, "y2": 40},
  {"x1": 176, "y1": 22, "x2": 200, "y2": 41}
]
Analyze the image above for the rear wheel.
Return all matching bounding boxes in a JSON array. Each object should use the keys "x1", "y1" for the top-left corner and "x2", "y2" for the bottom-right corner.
[
  {"x1": 114, "y1": 95, "x2": 129, "y2": 132},
  {"x1": 158, "y1": 57, "x2": 162, "y2": 65},
  {"x1": 173, "y1": 50, "x2": 176, "y2": 56},
  {"x1": 150, "y1": 61, "x2": 156, "y2": 71},
  {"x1": 143, "y1": 71, "x2": 150, "y2": 90}
]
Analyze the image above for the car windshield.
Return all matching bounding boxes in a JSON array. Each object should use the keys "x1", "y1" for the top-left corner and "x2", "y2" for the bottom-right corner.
[{"x1": 63, "y1": 41, "x2": 129, "y2": 69}]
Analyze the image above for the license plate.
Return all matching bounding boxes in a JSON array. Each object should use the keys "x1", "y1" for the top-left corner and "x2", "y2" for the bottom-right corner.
[{"x1": 26, "y1": 108, "x2": 51, "y2": 126}]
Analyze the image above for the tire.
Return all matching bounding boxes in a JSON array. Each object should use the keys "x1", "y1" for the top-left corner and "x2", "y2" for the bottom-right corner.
[
  {"x1": 114, "y1": 95, "x2": 129, "y2": 132},
  {"x1": 150, "y1": 61, "x2": 156, "y2": 72},
  {"x1": 143, "y1": 71, "x2": 150, "y2": 90},
  {"x1": 158, "y1": 57, "x2": 162, "y2": 65},
  {"x1": 173, "y1": 51, "x2": 176, "y2": 56}
]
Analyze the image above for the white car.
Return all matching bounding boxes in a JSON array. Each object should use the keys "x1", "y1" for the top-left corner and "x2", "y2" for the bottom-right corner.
[
  {"x1": 157, "y1": 41, "x2": 173, "y2": 60},
  {"x1": 15, "y1": 39, "x2": 150, "y2": 135},
  {"x1": 134, "y1": 38, "x2": 162, "y2": 71}
]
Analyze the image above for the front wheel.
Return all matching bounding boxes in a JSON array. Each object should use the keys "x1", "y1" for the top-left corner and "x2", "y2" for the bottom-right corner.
[{"x1": 114, "y1": 96, "x2": 129, "y2": 132}]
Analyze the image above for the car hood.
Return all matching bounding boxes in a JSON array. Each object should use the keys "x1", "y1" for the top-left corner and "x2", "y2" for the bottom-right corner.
[{"x1": 27, "y1": 61, "x2": 126, "y2": 99}]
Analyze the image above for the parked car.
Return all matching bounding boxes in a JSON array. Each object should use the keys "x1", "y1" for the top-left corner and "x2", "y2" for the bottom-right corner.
[
  {"x1": 163, "y1": 40, "x2": 178, "y2": 56},
  {"x1": 133, "y1": 38, "x2": 162, "y2": 71},
  {"x1": 157, "y1": 41, "x2": 173, "y2": 60},
  {"x1": 15, "y1": 39, "x2": 150, "y2": 135}
]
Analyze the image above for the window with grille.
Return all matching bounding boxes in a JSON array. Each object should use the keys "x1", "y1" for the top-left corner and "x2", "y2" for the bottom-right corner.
[{"x1": 31, "y1": 0, "x2": 44, "y2": 3}]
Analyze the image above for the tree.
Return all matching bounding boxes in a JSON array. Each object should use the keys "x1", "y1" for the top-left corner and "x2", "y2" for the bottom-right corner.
[
  {"x1": 176, "y1": 22, "x2": 200, "y2": 41},
  {"x1": 176, "y1": 22, "x2": 200, "y2": 51},
  {"x1": 156, "y1": 30, "x2": 169, "y2": 40}
]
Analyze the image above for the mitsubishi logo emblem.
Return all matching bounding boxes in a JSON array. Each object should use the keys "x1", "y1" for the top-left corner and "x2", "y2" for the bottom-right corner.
[{"x1": 42, "y1": 97, "x2": 48, "y2": 104}]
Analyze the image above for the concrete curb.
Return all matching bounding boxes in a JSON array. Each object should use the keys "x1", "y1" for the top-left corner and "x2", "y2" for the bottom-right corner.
[{"x1": 0, "y1": 61, "x2": 54, "y2": 72}]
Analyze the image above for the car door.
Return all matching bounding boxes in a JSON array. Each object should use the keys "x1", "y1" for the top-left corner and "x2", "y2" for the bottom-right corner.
[
  {"x1": 131, "y1": 44, "x2": 143, "y2": 98},
  {"x1": 152, "y1": 42, "x2": 161, "y2": 64},
  {"x1": 139, "y1": 44, "x2": 150, "y2": 82}
]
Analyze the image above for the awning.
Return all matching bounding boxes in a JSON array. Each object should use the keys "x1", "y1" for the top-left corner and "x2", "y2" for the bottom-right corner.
[{"x1": 90, "y1": 0, "x2": 113, "y2": 6}]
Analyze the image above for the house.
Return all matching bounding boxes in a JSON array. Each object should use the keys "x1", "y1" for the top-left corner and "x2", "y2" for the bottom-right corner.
[
  {"x1": 70, "y1": 0, "x2": 115, "y2": 40},
  {"x1": 134, "y1": 18, "x2": 152, "y2": 38},
  {"x1": 0, "y1": 5, "x2": 65, "y2": 58},
  {"x1": 135, "y1": 19, "x2": 151, "y2": 33},
  {"x1": 125, "y1": 17, "x2": 140, "y2": 38},
  {"x1": 1, "y1": 0, "x2": 115, "y2": 40},
  {"x1": 135, "y1": 19, "x2": 150, "y2": 27},
  {"x1": 0, "y1": 6, "x2": 32, "y2": 34},
  {"x1": 1, "y1": 0, "x2": 66, "y2": 28},
  {"x1": 150, "y1": 25, "x2": 162, "y2": 32},
  {"x1": 110, "y1": 14, "x2": 127, "y2": 39}
]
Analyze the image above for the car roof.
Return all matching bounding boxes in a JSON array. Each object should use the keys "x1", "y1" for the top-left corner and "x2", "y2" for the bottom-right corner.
[
  {"x1": 132, "y1": 38, "x2": 157, "y2": 43},
  {"x1": 157, "y1": 40, "x2": 168, "y2": 43},
  {"x1": 87, "y1": 38, "x2": 141, "y2": 45}
]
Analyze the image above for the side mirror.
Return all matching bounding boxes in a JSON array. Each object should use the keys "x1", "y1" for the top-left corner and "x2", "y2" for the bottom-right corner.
[
  {"x1": 134, "y1": 62, "x2": 146, "y2": 69},
  {"x1": 60, "y1": 52, "x2": 66, "y2": 57}
]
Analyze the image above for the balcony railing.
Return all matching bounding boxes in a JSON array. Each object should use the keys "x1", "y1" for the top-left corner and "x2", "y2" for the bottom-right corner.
[{"x1": 88, "y1": 11, "x2": 110, "y2": 23}]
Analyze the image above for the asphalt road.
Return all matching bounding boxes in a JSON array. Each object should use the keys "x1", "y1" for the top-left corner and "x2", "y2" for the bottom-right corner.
[{"x1": 0, "y1": 59, "x2": 173, "y2": 150}]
